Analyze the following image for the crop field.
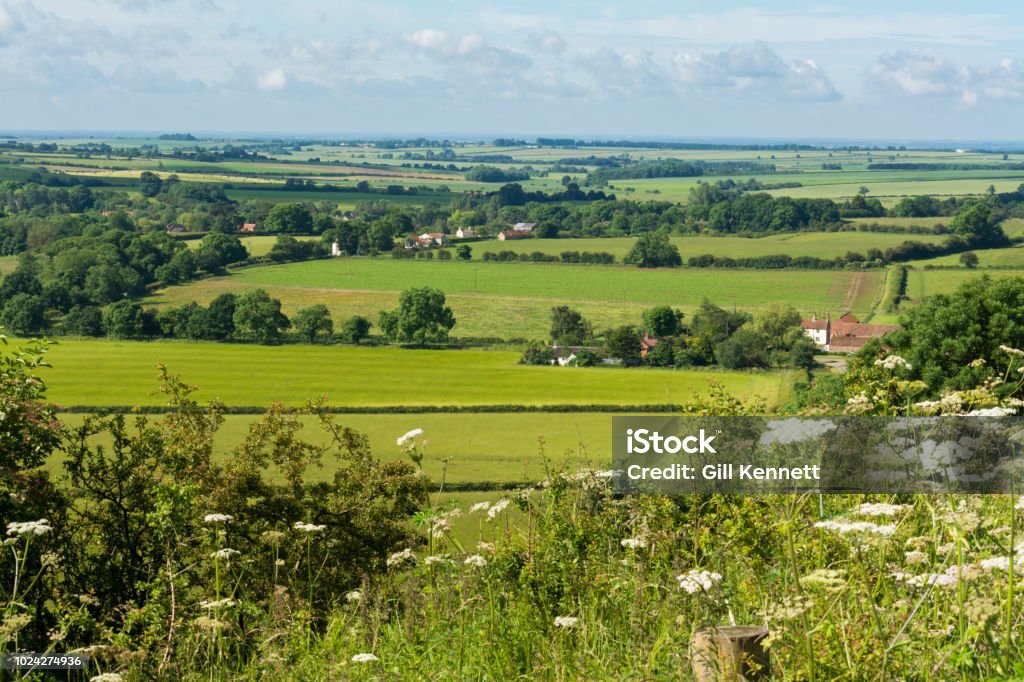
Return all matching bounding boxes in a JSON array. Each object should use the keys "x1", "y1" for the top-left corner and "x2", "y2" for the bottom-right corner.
[
  {"x1": 904, "y1": 267, "x2": 1024, "y2": 301},
  {"x1": 146, "y1": 259, "x2": 882, "y2": 337},
  {"x1": 32, "y1": 338, "x2": 797, "y2": 409},
  {"x1": 55, "y1": 411, "x2": 624, "y2": 486},
  {"x1": 469, "y1": 231, "x2": 948, "y2": 260},
  {"x1": 909, "y1": 244, "x2": 1024, "y2": 268}
]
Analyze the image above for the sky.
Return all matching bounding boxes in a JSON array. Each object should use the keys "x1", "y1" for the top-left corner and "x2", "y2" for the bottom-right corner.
[{"x1": 2, "y1": 0, "x2": 1024, "y2": 142}]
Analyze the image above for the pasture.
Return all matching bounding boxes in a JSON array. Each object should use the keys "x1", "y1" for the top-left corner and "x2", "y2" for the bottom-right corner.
[
  {"x1": 469, "y1": 231, "x2": 948, "y2": 260},
  {"x1": 904, "y1": 268, "x2": 1024, "y2": 301},
  {"x1": 32, "y1": 338, "x2": 797, "y2": 409},
  {"x1": 145, "y1": 259, "x2": 883, "y2": 337}
]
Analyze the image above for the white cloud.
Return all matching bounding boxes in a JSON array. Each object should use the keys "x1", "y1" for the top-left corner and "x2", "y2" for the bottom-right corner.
[
  {"x1": 528, "y1": 30, "x2": 566, "y2": 54},
  {"x1": 672, "y1": 44, "x2": 840, "y2": 101},
  {"x1": 576, "y1": 48, "x2": 670, "y2": 97},
  {"x1": 257, "y1": 66, "x2": 287, "y2": 90},
  {"x1": 866, "y1": 51, "x2": 1024, "y2": 105},
  {"x1": 408, "y1": 28, "x2": 448, "y2": 50}
]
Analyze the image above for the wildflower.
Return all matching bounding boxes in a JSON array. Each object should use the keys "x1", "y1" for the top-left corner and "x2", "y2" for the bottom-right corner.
[
  {"x1": 979, "y1": 557, "x2": 1016, "y2": 572},
  {"x1": 759, "y1": 418, "x2": 836, "y2": 445},
  {"x1": 200, "y1": 598, "x2": 236, "y2": 609},
  {"x1": 856, "y1": 503, "x2": 912, "y2": 517},
  {"x1": 1000, "y1": 345, "x2": 1024, "y2": 357},
  {"x1": 476, "y1": 541, "x2": 495, "y2": 553},
  {"x1": 967, "y1": 406, "x2": 1015, "y2": 416},
  {"x1": 469, "y1": 501, "x2": 491, "y2": 513},
  {"x1": 762, "y1": 595, "x2": 814, "y2": 620},
  {"x1": 194, "y1": 616, "x2": 228, "y2": 631},
  {"x1": 814, "y1": 520, "x2": 896, "y2": 537},
  {"x1": 487, "y1": 499, "x2": 511, "y2": 519},
  {"x1": 397, "y1": 428, "x2": 423, "y2": 446},
  {"x1": 351, "y1": 653, "x2": 378, "y2": 663},
  {"x1": 386, "y1": 548, "x2": 415, "y2": 567},
  {"x1": 554, "y1": 616, "x2": 579, "y2": 628},
  {"x1": 293, "y1": 522, "x2": 326, "y2": 533},
  {"x1": 464, "y1": 554, "x2": 488, "y2": 568},
  {"x1": 203, "y1": 513, "x2": 233, "y2": 524},
  {"x1": 676, "y1": 569, "x2": 722, "y2": 594},
  {"x1": 800, "y1": 569, "x2": 846, "y2": 592},
  {"x1": 90, "y1": 674, "x2": 124, "y2": 682},
  {"x1": 968, "y1": 359, "x2": 987, "y2": 368},
  {"x1": 6, "y1": 519, "x2": 52, "y2": 537},
  {"x1": 904, "y1": 551, "x2": 928, "y2": 565},
  {"x1": 875, "y1": 355, "x2": 913, "y2": 371},
  {"x1": 345, "y1": 590, "x2": 363, "y2": 602},
  {"x1": 210, "y1": 548, "x2": 240, "y2": 560},
  {"x1": 424, "y1": 555, "x2": 450, "y2": 566},
  {"x1": 1016, "y1": 496, "x2": 1024, "y2": 511},
  {"x1": 620, "y1": 538, "x2": 648, "y2": 549}
]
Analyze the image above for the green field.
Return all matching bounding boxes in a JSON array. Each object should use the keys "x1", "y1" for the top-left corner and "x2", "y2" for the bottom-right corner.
[
  {"x1": 56, "y1": 411, "x2": 622, "y2": 486},
  {"x1": 904, "y1": 268, "x2": 1024, "y2": 301},
  {"x1": 0, "y1": 255, "x2": 17, "y2": 276},
  {"x1": 470, "y1": 231, "x2": 947, "y2": 260},
  {"x1": 34, "y1": 338, "x2": 797, "y2": 408},
  {"x1": 146, "y1": 259, "x2": 882, "y2": 337}
]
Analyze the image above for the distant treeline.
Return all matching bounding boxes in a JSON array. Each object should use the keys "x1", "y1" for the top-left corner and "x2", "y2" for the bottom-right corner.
[
  {"x1": 868, "y1": 163, "x2": 1024, "y2": 171},
  {"x1": 589, "y1": 159, "x2": 776, "y2": 182},
  {"x1": 480, "y1": 250, "x2": 616, "y2": 265},
  {"x1": 534, "y1": 138, "x2": 821, "y2": 151}
]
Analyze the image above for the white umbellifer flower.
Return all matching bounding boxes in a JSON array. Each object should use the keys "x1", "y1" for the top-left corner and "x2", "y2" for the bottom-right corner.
[
  {"x1": 469, "y1": 501, "x2": 491, "y2": 513},
  {"x1": 814, "y1": 520, "x2": 896, "y2": 537},
  {"x1": 1000, "y1": 345, "x2": 1024, "y2": 357},
  {"x1": 386, "y1": 548, "x2": 415, "y2": 567},
  {"x1": 875, "y1": 355, "x2": 912, "y2": 371},
  {"x1": 200, "y1": 598, "x2": 236, "y2": 609},
  {"x1": 1016, "y1": 496, "x2": 1024, "y2": 511},
  {"x1": 424, "y1": 555, "x2": 449, "y2": 566},
  {"x1": 620, "y1": 538, "x2": 648, "y2": 549},
  {"x1": 6, "y1": 519, "x2": 52, "y2": 537},
  {"x1": 90, "y1": 674, "x2": 124, "y2": 682},
  {"x1": 856, "y1": 503, "x2": 912, "y2": 517},
  {"x1": 345, "y1": 590, "x2": 362, "y2": 602},
  {"x1": 293, "y1": 522, "x2": 326, "y2": 533},
  {"x1": 979, "y1": 557, "x2": 1018, "y2": 572},
  {"x1": 351, "y1": 653, "x2": 378, "y2": 663},
  {"x1": 397, "y1": 428, "x2": 423, "y2": 446},
  {"x1": 893, "y1": 564, "x2": 972, "y2": 589},
  {"x1": 476, "y1": 541, "x2": 495, "y2": 553},
  {"x1": 904, "y1": 551, "x2": 928, "y2": 565},
  {"x1": 759, "y1": 418, "x2": 837, "y2": 446},
  {"x1": 210, "y1": 548, "x2": 240, "y2": 560},
  {"x1": 464, "y1": 554, "x2": 488, "y2": 568},
  {"x1": 676, "y1": 569, "x2": 722, "y2": 594},
  {"x1": 487, "y1": 499, "x2": 511, "y2": 519},
  {"x1": 967, "y1": 407, "x2": 1015, "y2": 417},
  {"x1": 554, "y1": 616, "x2": 579, "y2": 628},
  {"x1": 800, "y1": 568, "x2": 846, "y2": 591},
  {"x1": 203, "y1": 514, "x2": 233, "y2": 524}
]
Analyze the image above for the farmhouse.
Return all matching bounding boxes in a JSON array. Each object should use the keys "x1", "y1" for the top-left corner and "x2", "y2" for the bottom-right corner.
[
  {"x1": 417, "y1": 232, "x2": 448, "y2": 246},
  {"x1": 498, "y1": 230, "x2": 530, "y2": 241},
  {"x1": 550, "y1": 345, "x2": 602, "y2": 366},
  {"x1": 239, "y1": 223, "x2": 257, "y2": 232},
  {"x1": 455, "y1": 228, "x2": 476, "y2": 239},
  {"x1": 165, "y1": 224, "x2": 187, "y2": 233},
  {"x1": 640, "y1": 334, "x2": 661, "y2": 358},
  {"x1": 512, "y1": 222, "x2": 536, "y2": 233},
  {"x1": 801, "y1": 312, "x2": 899, "y2": 353}
]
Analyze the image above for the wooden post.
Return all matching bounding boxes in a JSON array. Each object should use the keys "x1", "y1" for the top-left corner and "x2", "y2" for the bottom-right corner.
[{"x1": 691, "y1": 626, "x2": 770, "y2": 681}]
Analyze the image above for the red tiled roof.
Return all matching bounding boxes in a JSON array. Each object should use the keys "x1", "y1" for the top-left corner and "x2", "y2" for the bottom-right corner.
[{"x1": 801, "y1": 319, "x2": 829, "y2": 330}]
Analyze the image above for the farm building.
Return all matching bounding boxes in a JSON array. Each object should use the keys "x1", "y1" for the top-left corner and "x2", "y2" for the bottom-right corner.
[
  {"x1": 801, "y1": 312, "x2": 899, "y2": 353},
  {"x1": 498, "y1": 231, "x2": 530, "y2": 241},
  {"x1": 512, "y1": 222, "x2": 536, "y2": 232},
  {"x1": 640, "y1": 334, "x2": 661, "y2": 358},
  {"x1": 416, "y1": 232, "x2": 448, "y2": 247},
  {"x1": 165, "y1": 224, "x2": 187, "y2": 233},
  {"x1": 239, "y1": 223, "x2": 257, "y2": 232},
  {"x1": 455, "y1": 228, "x2": 476, "y2": 239}
]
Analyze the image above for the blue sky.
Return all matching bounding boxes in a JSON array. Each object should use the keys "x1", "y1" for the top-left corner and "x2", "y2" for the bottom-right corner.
[{"x1": 2, "y1": 0, "x2": 1023, "y2": 141}]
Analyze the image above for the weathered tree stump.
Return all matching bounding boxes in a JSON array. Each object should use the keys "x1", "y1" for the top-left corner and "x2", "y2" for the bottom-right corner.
[{"x1": 691, "y1": 626, "x2": 770, "y2": 681}]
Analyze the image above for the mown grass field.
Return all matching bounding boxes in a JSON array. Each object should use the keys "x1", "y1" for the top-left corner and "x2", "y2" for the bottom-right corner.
[
  {"x1": 904, "y1": 268, "x2": 1024, "y2": 301},
  {"x1": 55, "y1": 411, "x2": 622, "y2": 485},
  {"x1": 33, "y1": 338, "x2": 797, "y2": 409},
  {"x1": 145, "y1": 259, "x2": 883, "y2": 337},
  {"x1": 470, "y1": 231, "x2": 947, "y2": 260}
]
